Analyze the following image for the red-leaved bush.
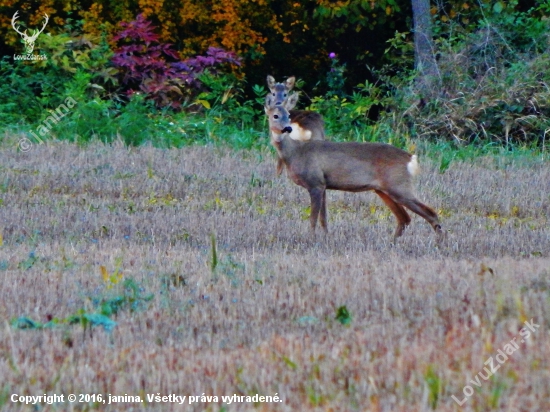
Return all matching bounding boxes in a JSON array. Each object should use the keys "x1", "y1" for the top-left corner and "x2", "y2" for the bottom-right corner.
[{"x1": 111, "y1": 14, "x2": 241, "y2": 109}]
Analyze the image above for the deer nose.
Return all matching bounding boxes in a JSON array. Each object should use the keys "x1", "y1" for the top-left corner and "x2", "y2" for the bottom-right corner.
[{"x1": 282, "y1": 126, "x2": 292, "y2": 133}]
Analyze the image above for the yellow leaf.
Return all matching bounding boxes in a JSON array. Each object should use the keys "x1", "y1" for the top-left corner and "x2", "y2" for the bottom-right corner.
[
  {"x1": 0, "y1": 231, "x2": 3, "y2": 247},
  {"x1": 221, "y1": 88, "x2": 232, "y2": 104},
  {"x1": 195, "y1": 99, "x2": 211, "y2": 109},
  {"x1": 100, "y1": 265, "x2": 109, "y2": 282}
]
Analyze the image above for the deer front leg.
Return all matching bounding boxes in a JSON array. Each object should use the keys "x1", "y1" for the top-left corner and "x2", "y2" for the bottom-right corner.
[
  {"x1": 319, "y1": 189, "x2": 328, "y2": 232},
  {"x1": 276, "y1": 157, "x2": 284, "y2": 176},
  {"x1": 308, "y1": 187, "x2": 325, "y2": 233}
]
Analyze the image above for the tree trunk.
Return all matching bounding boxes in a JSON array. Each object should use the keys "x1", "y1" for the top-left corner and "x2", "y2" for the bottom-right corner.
[{"x1": 411, "y1": 0, "x2": 439, "y2": 97}]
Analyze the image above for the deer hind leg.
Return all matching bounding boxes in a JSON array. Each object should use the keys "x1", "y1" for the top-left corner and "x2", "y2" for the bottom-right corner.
[
  {"x1": 308, "y1": 187, "x2": 327, "y2": 233},
  {"x1": 375, "y1": 190, "x2": 411, "y2": 239},
  {"x1": 387, "y1": 191, "x2": 442, "y2": 234}
]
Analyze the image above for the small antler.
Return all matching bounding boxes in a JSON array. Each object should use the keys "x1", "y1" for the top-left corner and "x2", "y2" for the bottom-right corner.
[
  {"x1": 39, "y1": 14, "x2": 49, "y2": 33},
  {"x1": 11, "y1": 11, "x2": 27, "y2": 37},
  {"x1": 28, "y1": 13, "x2": 49, "y2": 41},
  {"x1": 11, "y1": 11, "x2": 49, "y2": 41}
]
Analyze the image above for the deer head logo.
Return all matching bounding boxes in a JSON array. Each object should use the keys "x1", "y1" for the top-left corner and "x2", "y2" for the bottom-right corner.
[{"x1": 11, "y1": 11, "x2": 49, "y2": 55}]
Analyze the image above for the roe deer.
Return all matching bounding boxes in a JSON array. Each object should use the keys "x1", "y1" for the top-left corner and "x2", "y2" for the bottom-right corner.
[
  {"x1": 265, "y1": 94, "x2": 442, "y2": 241},
  {"x1": 267, "y1": 75, "x2": 325, "y2": 175}
]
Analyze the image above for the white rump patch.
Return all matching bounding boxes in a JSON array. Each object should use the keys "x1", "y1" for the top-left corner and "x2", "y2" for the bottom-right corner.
[
  {"x1": 407, "y1": 154, "x2": 419, "y2": 176},
  {"x1": 289, "y1": 123, "x2": 312, "y2": 141}
]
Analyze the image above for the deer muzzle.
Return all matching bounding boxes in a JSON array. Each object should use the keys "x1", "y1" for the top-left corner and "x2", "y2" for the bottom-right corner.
[{"x1": 282, "y1": 126, "x2": 292, "y2": 134}]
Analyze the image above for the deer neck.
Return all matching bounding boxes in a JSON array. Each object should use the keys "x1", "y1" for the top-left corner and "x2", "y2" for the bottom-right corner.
[{"x1": 271, "y1": 132, "x2": 304, "y2": 162}]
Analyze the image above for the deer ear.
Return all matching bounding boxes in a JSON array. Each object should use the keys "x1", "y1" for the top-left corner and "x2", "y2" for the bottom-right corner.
[
  {"x1": 285, "y1": 76, "x2": 296, "y2": 90},
  {"x1": 284, "y1": 92, "x2": 299, "y2": 111},
  {"x1": 264, "y1": 94, "x2": 276, "y2": 112},
  {"x1": 266, "y1": 75, "x2": 276, "y2": 90}
]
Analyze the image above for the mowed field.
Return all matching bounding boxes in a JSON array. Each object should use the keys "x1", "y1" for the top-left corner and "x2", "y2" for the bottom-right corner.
[{"x1": 0, "y1": 140, "x2": 549, "y2": 411}]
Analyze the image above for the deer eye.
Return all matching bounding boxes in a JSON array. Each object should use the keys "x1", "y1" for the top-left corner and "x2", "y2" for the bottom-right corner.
[
  {"x1": 273, "y1": 115, "x2": 279, "y2": 119},
  {"x1": 284, "y1": 93, "x2": 287, "y2": 97}
]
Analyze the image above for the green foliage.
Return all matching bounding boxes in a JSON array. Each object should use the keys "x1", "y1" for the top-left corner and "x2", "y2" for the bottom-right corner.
[
  {"x1": 0, "y1": 57, "x2": 55, "y2": 125},
  {"x1": 67, "y1": 311, "x2": 117, "y2": 332},
  {"x1": 11, "y1": 275, "x2": 153, "y2": 333},
  {"x1": 424, "y1": 365, "x2": 440, "y2": 409},
  {"x1": 313, "y1": 0, "x2": 402, "y2": 34},
  {"x1": 489, "y1": 379, "x2": 506, "y2": 408},
  {"x1": 12, "y1": 312, "x2": 117, "y2": 332},
  {"x1": 384, "y1": 31, "x2": 414, "y2": 65},
  {"x1": 326, "y1": 55, "x2": 347, "y2": 98},
  {"x1": 0, "y1": 385, "x2": 10, "y2": 408},
  {"x1": 2, "y1": 1, "x2": 550, "y2": 153},
  {"x1": 95, "y1": 278, "x2": 154, "y2": 316},
  {"x1": 209, "y1": 233, "x2": 246, "y2": 287},
  {"x1": 335, "y1": 305, "x2": 352, "y2": 325},
  {"x1": 0, "y1": 23, "x2": 117, "y2": 129},
  {"x1": 11, "y1": 316, "x2": 43, "y2": 329},
  {"x1": 282, "y1": 356, "x2": 297, "y2": 370},
  {"x1": 51, "y1": 73, "x2": 116, "y2": 143},
  {"x1": 17, "y1": 251, "x2": 38, "y2": 270},
  {"x1": 377, "y1": 4, "x2": 550, "y2": 148},
  {"x1": 36, "y1": 25, "x2": 117, "y2": 91},
  {"x1": 190, "y1": 73, "x2": 267, "y2": 148},
  {"x1": 47, "y1": 73, "x2": 160, "y2": 145},
  {"x1": 308, "y1": 80, "x2": 391, "y2": 142},
  {"x1": 211, "y1": 233, "x2": 218, "y2": 272}
]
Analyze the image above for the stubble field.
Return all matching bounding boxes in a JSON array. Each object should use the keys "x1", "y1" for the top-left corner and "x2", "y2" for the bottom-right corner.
[{"x1": 0, "y1": 140, "x2": 549, "y2": 411}]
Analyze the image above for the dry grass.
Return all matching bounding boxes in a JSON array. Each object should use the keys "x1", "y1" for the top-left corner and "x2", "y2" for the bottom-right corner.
[{"x1": 0, "y1": 140, "x2": 549, "y2": 411}]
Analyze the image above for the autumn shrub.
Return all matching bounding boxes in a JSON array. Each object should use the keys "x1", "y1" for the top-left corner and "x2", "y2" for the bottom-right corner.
[
  {"x1": 302, "y1": 55, "x2": 397, "y2": 144},
  {"x1": 111, "y1": 14, "x2": 241, "y2": 109},
  {"x1": 378, "y1": 3, "x2": 550, "y2": 148},
  {"x1": 35, "y1": 19, "x2": 118, "y2": 95},
  {"x1": 0, "y1": 18, "x2": 118, "y2": 128}
]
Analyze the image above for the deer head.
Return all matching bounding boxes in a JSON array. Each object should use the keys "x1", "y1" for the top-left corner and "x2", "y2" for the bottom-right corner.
[{"x1": 12, "y1": 11, "x2": 49, "y2": 55}]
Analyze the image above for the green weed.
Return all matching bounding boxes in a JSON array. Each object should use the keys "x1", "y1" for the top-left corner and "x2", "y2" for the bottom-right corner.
[
  {"x1": 11, "y1": 276, "x2": 153, "y2": 333},
  {"x1": 335, "y1": 305, "x2": 352, "y2": 326},
  {"x1": 424, "y1": 365, "x2": 440, "y2": 410}
]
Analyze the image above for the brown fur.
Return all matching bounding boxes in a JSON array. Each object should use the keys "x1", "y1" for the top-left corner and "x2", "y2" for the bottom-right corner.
[
  {"x1": 266, "y1": 76, "x2": 325, "y2": 175},
  {"x1": 265, "y1": 95, "x2": 442, "y2": 240}
]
